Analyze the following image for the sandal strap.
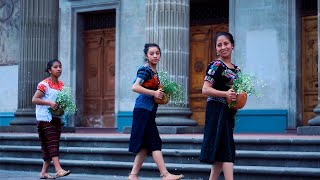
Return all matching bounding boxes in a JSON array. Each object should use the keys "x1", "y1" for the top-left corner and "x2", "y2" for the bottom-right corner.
[
  {"x1": 160, "y1": 172, "x2": 184, "y2": 180},
  {"x1": 56, "y1": 170, "x2": 63, "y2": 175},
  {"x1": 56, "y1": 169, "x2": 70, "y2": 176},
  {"x1": 160, "y1": 171, "x2": 169, "y2": 177}
]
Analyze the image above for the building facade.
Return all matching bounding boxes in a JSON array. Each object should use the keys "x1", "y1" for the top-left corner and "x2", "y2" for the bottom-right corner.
[{"x1": 0, "y1": 0, "x2": 318, "y2": 133}]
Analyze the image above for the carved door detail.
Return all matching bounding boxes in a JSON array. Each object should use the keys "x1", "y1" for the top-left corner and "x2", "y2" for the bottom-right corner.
[
  {"x1": 83, "y1": 28, "x2": 115, "y2": 127},
  {"x1": 302, "y1": 16, "x2": 318, "y2": 125},
  {"x1": 189, "y1": 24, "x2": 228, "y2": 125}
]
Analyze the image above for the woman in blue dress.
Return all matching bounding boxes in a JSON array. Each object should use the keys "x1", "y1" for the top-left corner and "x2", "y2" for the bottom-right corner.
[
  {"x1": 128, "y1": 43, "x2": 184, "y2": 180},
  {"x1": 200, "y1": 32, "x2": 240, "y2": 180}
]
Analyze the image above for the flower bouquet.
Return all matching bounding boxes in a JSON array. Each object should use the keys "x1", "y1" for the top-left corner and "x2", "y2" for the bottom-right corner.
[
  {"x1": 155, "y1": 71, "x2": 185, "y2": 105},
  {"x1": 48, "y1": 86, "x2": 77, "y2": 116},
  {"x1": 227, "y1": 72, "x2": 265, "y2": 110}
]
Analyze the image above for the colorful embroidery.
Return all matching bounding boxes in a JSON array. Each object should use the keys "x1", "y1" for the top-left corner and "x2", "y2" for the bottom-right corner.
[
  {"x1": 134, "y1": 65, "x2": 158, "y2": 111},
  {"x1": 37, "y1": 78, "x2": 63, "y2": 94},
  {"x1": 204, "y1": 76, "x2": 214, "y2": 84},
  {"x1": 207, "y1": 61, "x2": 221, "y2": 75},
  {"x1": 204, "y1": 60, "x2": 241, "y2": 103},
  {"x1": 222, "y1": 69, "x2": 236, "y2": 78},
  {"x1": 38, "y1": 83, "x2": 46, "y2": 92}
]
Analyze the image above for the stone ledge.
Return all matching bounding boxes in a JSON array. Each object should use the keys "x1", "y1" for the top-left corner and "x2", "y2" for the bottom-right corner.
[
  {"x1": 123, "y1": 126, "x2": 204, "y2": 134},
  {"x1": 0, "y1": 126, "x2": 75, "y2": 133}
]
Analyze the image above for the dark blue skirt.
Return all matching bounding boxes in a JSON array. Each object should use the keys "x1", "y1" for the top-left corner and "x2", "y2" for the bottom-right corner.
[
  {"x1": 129, "y1": 108, "x2": 162, "y2": 153},
  {"x1": 199, "y1": 100, "x2": 237, "y2": 164}
]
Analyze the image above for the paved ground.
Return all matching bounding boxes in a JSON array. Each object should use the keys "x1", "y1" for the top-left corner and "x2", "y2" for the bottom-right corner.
[
  {"x1": 0, "y1": 170, "x2": 158, "y2": 180},
  {"x1": 0, "y1": 170, "x2": 202, "y2": 180}
]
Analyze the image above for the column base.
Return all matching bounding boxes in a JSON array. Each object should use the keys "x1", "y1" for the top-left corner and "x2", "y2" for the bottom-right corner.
[
  {"x1": 308, "y1": 115, "x2": 320, "y2": 126},
  {"x1": 157, "y1": 126, "x2": 204, "y2": 134},
  {"x1": 156, "y1": 108, "x2": 198, "y2": 134},
  {"x1": 4, "y1": 109, "x2": 75, "y2": 133},
  {"x1": 122, "y1": 125, "x2": 204, "y2": 134},
  {"x1": 297, "y1": 126, "x2": 320, "y2": 135},
  {"x1": 122, "y1": 107, "x2": 201, "y2": 134},
  {"x1": 11, "y1": 109, "x2": 37, "y2": 125},
  {"x1": 308, "y1": 105, "x2": 320, "y2": 126}
]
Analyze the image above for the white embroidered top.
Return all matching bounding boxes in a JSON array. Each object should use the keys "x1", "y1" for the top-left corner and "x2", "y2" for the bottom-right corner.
[{"x1": 35, "y1": 78, "x2": 64, "y2": 122}]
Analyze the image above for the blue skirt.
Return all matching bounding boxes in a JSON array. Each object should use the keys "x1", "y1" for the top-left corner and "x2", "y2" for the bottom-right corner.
[
  {"x1": 199, "y1": 100, "x2": 237, "y2": 164},
  {"x1": 129, "y1": 108, "x2": 162, "y2": 153}
]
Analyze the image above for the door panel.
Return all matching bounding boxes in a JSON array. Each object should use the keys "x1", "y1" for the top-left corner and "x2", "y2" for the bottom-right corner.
[
  {"x1": 102, "y1": 29, "x2": 115, "y2": 127},
  {"x1": 302, "y1": 16, "x2": 318, "y2": 125},
  {"x1": 83, "y1": 28, "x2": 115, "y2": 128},
  {"x1": 189, "y1": 24, "x2": 228, "y2": 125}
]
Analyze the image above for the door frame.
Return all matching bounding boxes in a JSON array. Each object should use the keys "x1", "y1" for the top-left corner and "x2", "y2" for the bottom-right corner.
[{"x1": 68, "y1": 1, "x2": 120, "y2": 128}]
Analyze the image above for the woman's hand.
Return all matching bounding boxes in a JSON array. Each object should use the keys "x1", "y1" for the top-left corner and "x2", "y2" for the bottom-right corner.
[
  {"x1": 226, "y1": 89, "x2": 236, "y2": 102},
  {"x1": 49, "y1": 101, "x2": 59, "y2": 110},
  {"x1": 154, "y1": 89, "x2": 164, "y2": 99}
]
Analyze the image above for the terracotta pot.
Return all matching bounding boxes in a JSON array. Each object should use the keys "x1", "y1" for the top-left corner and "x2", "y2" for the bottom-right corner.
[
  {"x1": 49, "y1": 107, "x2": 65, "y2": 116},
  {"x1": 226, "y1": 92, "x2": 247, "y2": 110},
  {"x1": 154, "y1": 93, "x2": 170, "y2": 104}
]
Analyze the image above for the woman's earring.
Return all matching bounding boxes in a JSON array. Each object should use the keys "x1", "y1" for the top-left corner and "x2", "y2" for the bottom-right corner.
[{"x1": 216, "y1": 53, "x2": 220, "y2": 56}]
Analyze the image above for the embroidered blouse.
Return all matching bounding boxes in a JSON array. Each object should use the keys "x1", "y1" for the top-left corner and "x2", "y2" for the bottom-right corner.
[
  {"x1": 35, "y1": 78, "x2": 64, "y2": 122},
  {"x1": 204, "y1": 60, "x2": 240, "y2": 104},
  {"x1": 133, "y1": 65, "x2": 159, "y2": 112}
]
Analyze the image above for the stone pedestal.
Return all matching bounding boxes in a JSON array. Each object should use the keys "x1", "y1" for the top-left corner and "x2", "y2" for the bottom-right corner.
[{"x1": 10, "y1": 0, "x2": 59, "y2": 131}]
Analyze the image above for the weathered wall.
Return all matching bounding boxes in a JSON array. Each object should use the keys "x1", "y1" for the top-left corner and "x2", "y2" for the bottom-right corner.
[{"x1": 0, "y1": 0, "x2": 19, "y2": 112}]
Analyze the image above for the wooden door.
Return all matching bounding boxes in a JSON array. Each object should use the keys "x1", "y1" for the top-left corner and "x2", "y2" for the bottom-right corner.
[
  {"x1": 189, "y1": 24, "x2": 228, "y2": 125},
  {"x1": 82, "y1": 28, "x2": 115, "y2": 127},
  {"x1": 302, "y1": 16, "x2": 318, "y2": 125}
]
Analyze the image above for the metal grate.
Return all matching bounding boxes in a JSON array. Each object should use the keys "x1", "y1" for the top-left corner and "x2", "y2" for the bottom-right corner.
[
  {"x1": 190, "y1": 1, "x2": 229, "y2": 26},
  {"x1": 301, "y1": 0, "x2": 317, "y2": 16},
  {"x1": 83, "y1": 10, "x2": 116, "y2": 30}
]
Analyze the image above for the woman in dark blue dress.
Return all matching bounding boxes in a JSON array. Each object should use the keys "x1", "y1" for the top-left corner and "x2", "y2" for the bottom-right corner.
[
  {"x1": 200, "y1": 32, "x2": 240, "y2": 180},
  {"x1": 128, "y1": 43, "x2": 184, "y2": 180}
]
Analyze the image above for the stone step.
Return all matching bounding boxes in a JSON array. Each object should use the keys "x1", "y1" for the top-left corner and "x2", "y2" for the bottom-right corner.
[
  {"x1": 0, "y1": 157, "x2": 319, "y2": 180},
  {"x1": 1, "y1": 145, "x2": 320, "y2": 168},
  {"x1": 1, "y1": 134, "x2": 320, "y2": 152},
  {"x1": 235, "y1": 137, "x2": 320, "y2": 152}
]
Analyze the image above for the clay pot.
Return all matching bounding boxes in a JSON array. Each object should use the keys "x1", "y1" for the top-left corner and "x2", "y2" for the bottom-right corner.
[
  {"x1": 226, "y1": 92, "x2": 248, "y2": 110},
  {"x1": 154, "y1": 93, "x2": 170, "y2": 104},
  {"x1": 49, "y1": 107, "x2": 65, "y2": 116}
]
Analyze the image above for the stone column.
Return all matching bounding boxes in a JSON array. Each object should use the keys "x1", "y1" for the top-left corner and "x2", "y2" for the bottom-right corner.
[
  {"x1": 10, "y1": 0, "x2": 59, "y2": 131},
  {"x1": 146, "y1": 0, "x2": 198, "y2": 133}
]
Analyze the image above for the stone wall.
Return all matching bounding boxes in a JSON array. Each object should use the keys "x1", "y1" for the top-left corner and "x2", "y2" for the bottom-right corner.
[{"x1": 231, "y1": 0, "x2": 293, "y2": 110}]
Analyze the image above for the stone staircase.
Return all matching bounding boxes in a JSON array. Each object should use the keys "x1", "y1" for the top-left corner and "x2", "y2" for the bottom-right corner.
[{"x1": 0, "y1": 133, "x2": 320, "y2": 179}]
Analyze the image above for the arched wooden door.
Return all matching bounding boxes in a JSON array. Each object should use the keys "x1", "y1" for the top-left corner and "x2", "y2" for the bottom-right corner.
[
  {"x1": 82, "y1": 28, "x2": 115, "y2": 127},
  {"x1": 302, "y1": 16, "x2": 318, "y2": 125},
  {"x1": 189, "y1": 24, "x2": 228, "y2": 125}
]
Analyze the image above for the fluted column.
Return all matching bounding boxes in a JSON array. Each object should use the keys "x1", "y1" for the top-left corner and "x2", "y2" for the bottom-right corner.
[
  {"x1": 146, "y1": 0, "x2": 197, "y2": 133},
  {"x1": 10, "y1": 0, "x2": 58, "y2": 128}
]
